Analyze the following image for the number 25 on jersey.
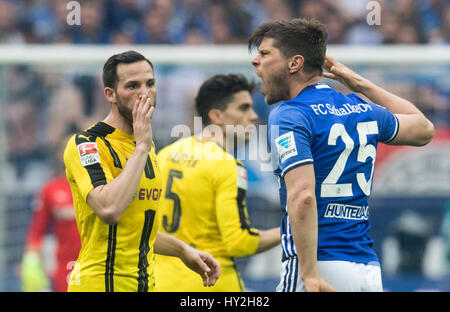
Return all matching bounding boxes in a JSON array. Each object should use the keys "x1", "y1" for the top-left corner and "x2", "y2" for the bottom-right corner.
[{"x1": 321, "y1": 121, "x2": 378, "y2": 198}]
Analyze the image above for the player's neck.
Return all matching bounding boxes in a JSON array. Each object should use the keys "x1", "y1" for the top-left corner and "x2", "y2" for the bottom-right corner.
[
  {"x1": 198, "y1": 127, "x2": 229, "y2": 151},
  {"x1": 103, "y1": 109, "x2": 133, "y2": 135},
  {"x1": 198, "y1": 127, "x2": 221, "y2": 145},
  {"x1": 290, "y1": 74, "x2": 323, "y2": 99}
]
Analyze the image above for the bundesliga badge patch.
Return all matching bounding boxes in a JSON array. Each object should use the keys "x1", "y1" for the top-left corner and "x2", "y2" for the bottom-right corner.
[
  {"x1": 275, "y1": 131, "x2": 298, "y2": 163},
  {"x1": 237, "y1": 165, "x2": 248, "y2": 190},
  {"x1": 77, "y1": 142, "x2": 100, "y2": 167}
]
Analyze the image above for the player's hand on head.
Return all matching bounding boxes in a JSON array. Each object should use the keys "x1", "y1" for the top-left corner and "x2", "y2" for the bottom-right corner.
[
  {"x1": 323, "y1": 55, "x2": 365, "y2": 93},
  {"x1": 132, "y1": 94, "x2": 155, "y2": 152},
  {"x1": 179, "y1": 245, "x2": 221, "y2": 287}
]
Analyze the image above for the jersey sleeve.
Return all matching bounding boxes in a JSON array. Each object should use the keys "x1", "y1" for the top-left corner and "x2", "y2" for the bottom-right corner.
[
  {"x1": 347, "y1": 93, "x2": 399, "y2": 143},
  {"x1": 271, "y1": 105, "x2": 314, "y2": 177},
  {"x1": 64, "y1": 134, "x2": 115, "y2": 201},
  {"x1": 25, "y1": 184, "x2": 52, "y2": 249},
  {"x1": 213, "y1": 158, "x2": 260, "y2": 257}
]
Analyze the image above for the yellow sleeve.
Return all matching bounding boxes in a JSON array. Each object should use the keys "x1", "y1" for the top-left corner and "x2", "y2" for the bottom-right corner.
[
  {"x1": 213, "y1": 158, "x2": 260, "y2": 257},
  {"x1": 64, "y1": 134, "x2": 115, "y2": 201}
]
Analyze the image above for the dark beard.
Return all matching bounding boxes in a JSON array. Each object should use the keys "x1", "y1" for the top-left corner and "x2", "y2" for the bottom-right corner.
[
  {"x1": 116, "y1": 96, "x2": 133, "y2": 128},
  {"x1": 265, "y1": 71, "x2": 290, "y2": 105}
]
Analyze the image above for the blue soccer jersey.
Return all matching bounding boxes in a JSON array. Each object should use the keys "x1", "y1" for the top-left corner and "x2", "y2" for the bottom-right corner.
[{"x1": 268, "y1": 82, "x2": 399, "y2": 265}]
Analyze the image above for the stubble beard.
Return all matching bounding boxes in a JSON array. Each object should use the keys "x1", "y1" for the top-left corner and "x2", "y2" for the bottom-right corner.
[
  {"x1": 116, "y1": 95, "x2": 134, "y2": 128},
  {"x1": 116, "y1": 93, "x2": 157, "y2": 129},
  {"x1": 264, "y1": 70, "x2": 290, "y2": 105}
]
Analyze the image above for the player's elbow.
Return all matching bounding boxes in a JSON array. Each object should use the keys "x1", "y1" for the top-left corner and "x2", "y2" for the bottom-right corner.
[
  {"x1": 224, "y1": 238, "x2": 253, "y2": 257},
  {"x1": 287, "y1": 189, "x2": 315, "y2": 213},
  {"x1": 397, "y1": 115, "x2": 435, "y2": 147},
  {"x1": 416, "y1": 120, "x2": 435, "y2": 146},
  {"x1": 87, "y1": 187, "x2": 122, "y2": 225},
  {"x1": 97, "y1": 207, "x2": 121, "y2": 225}
]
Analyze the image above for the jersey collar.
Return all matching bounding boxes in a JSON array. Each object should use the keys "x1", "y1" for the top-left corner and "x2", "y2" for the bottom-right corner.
[{"x1": 298, "y1": 82, "x2": 331, "y2": 95}]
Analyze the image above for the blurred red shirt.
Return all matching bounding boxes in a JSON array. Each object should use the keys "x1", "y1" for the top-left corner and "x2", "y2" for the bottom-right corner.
[{"x1": 25, "y1": 175, "x2": 81, "y2": 292}]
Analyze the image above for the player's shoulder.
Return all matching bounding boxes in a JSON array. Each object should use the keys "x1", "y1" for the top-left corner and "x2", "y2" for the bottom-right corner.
[
  {"x1": 68, "y1": 123, "x2": 104, "y2": 147},
  {"x1": 64, "y1": 133, "x2": 78, "y2": 154},
  {"x1": 345, "y1": 92, "x2": 392, "y2": 116},
  {"x1": 269, "y1": 100, "x2": 305, "y2": 121},
  {"x1": 269, "y1": 100, "x2": 314, "y2": 131},
  {"x1": 157, "y1": 136, "x2": 195, "y2": 158},
  {"x1": 64, "y1": 126, "x2": 107, "y2": 166}
]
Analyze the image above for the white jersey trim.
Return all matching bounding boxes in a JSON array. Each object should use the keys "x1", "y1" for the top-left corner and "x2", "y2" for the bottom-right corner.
[{"x1": 281, "y1": 158, "x2": 314, "y2": 177}]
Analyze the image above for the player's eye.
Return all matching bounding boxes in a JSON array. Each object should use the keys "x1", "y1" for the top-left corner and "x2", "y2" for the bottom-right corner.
[
  {"x1": 128, "y1": 83, "x2": 139, "y2": 89},
  {"x1": 239, "y1": 104, "x2": 251, "y2": 111}
]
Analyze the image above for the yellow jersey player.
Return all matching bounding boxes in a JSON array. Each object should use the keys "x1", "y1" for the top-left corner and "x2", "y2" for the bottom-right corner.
[
  {"x1": 64, "y1": 50, "x2": 220, "y2": 292},
  {"x1": 155, "y1": 74, "x2": 280, "y2": 292}
]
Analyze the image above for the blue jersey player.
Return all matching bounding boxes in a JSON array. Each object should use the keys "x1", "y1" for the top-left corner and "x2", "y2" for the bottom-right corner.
[{"x1": 249, "y1": 19, "x2": 435, "y2": 292}]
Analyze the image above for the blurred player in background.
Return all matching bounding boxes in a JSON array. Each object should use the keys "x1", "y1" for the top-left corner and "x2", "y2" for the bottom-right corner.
[
  {"x1": 21, "y1": 136, "x2": 81, "y2": 292},
  {"x1": 249, "y1": 18, "x2": 435, "y2": 292},
  {"x1": 155, "y1": 74, "x2": 280, "y2": 292},
  {"x1": 63, "y1": 50, "x2": 220, "y2": 292}
]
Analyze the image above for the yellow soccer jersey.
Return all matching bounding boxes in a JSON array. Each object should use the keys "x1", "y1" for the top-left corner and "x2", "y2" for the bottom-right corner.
[
  {"x1": 154, "y1": 136, "x2": 260, "y2": 292},
  {"x1": 64, "y1": 122, "x2": 161, "y2": 292}
]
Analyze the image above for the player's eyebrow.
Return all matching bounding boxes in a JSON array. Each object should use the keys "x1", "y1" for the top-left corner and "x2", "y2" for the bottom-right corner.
[
  {"x1": 124, "y1": 78, "x2": 154, "y2": 85},
  {"x1": 238, "y1": 103, "x2": 252, "y2": 110}
]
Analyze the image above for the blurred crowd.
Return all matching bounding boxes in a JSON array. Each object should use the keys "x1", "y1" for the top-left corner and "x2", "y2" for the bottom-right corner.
[
  {"x1": 1, "y1": 1, "x2": 450, "y2": 291},
  {"x1": 0, "y1": 0, "x2": 449, "y2": 45},
  {"x1": 3, "y1": 0, "x2": 450, "y2": 184}
]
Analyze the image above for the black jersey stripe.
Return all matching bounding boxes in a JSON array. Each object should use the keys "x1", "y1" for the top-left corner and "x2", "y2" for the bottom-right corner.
[
  {"x1": 237, "y1": 188, "x2": 259, "y2": 236},
  {"x1": 105, "y1": 224, "x2": 117, "y2": 292},
  {"x1": 235, "y1": 161, "x2": 259, "y2": 236},
  {"x1": 137, "y1": 210, "x2": 156, "y2": 292},
  {"x1": 144, "y1": 155, "x2": 155, "y2": 179},
  {"x1": 75, "y1": 134, "x2": 107, "y2": 188},
  {"x1": 86, "y1": 122, "x2": 123, "y2": 169},
  {"x1": 100, "y1": 137, "x2": 122, "y2": 169},
  {"x1": 86, "y1": 121, "x2": 116, "y2": 137}
]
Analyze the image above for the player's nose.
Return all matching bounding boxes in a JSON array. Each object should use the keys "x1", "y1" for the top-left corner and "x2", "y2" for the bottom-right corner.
[
  {"x1": 249, "y1": 109, "x2": 258, "y2": 122},
  {"x1": 251, "y1": 55, "x2": 259, "y2": 67},
  {"x1": 140, "y1": 86, "x2": 154, "y2": 98}
]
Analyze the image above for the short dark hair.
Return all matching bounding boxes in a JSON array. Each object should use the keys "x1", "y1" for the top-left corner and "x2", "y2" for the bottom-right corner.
[
  {"x1": 195, "y1": 74, "x2": 255, "y2": 126},
  {"x1": 248, "y1": 18, "x2": 327, "y2": 75},
  {"x1": 102, "y1": 50, "x2": 154, "y2": 89}
]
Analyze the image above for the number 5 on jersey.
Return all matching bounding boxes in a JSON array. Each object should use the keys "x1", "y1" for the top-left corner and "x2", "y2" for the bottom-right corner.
[
  {"x1": 162, "y1": 169, "x2": 183, "y2": 233},
  {"x1": 321, "y1": 121, "x2": 378, "y2": 197}
]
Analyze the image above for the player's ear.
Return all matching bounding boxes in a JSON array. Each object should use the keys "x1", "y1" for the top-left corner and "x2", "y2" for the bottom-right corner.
[
  {"x1": 208, "y1": 109, "x2": 224, "y2": 126},
  {"x1": 104, "y1": 87, "x2": 116, "y2": 104},
  {"x1": 288, "y1": 55, "x2": 304, "y2": 74}
]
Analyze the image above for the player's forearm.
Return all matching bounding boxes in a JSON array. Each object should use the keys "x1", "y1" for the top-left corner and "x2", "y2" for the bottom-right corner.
[
  {"x1": 154, "y1": 231, "x2": 186, "y2": 258},
  {"x1": 361, "y1": 79, "x2": 435, "y2": 145},
  {"x1": 359, "y1": 79, "x2": 422, "y2": 115},
  {"x1": 87, "y1": 145, "x2": 150, "y2": 224},
  {"x1": 287, "y1": 191, "x2": 319, "y2": 280},
  {"x1": 255, "y1": 227, "x2": 281, "y2": 254}
]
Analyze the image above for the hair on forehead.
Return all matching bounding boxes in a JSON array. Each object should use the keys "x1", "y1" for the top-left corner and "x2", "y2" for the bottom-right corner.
[
  {"x1": 103, "y1": 50, "x2": 154, "y2": 89},
  {"x1": 249, "y1": 18, "x2": 327, "y2": 74},
  {"x1": 195, "y1": 74, "x2": 256, "y2": 126}
]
